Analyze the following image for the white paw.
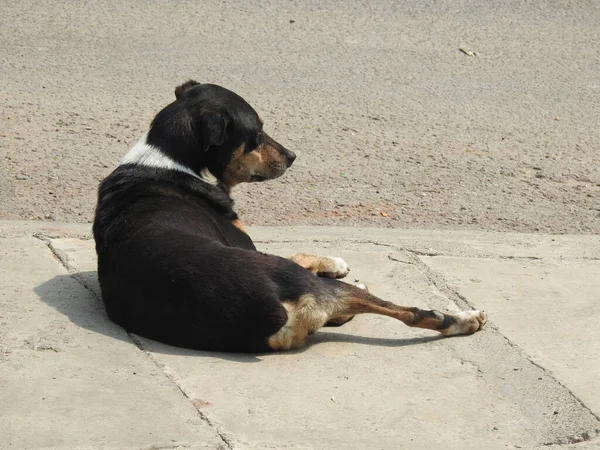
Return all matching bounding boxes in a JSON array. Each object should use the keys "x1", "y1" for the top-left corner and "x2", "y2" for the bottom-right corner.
[
  {"x1": 440, "y1": 310, "x2": 487, "y2": 336},
  {"x1": 329, "y1": 257, "x2": 350, "y2": 278}
]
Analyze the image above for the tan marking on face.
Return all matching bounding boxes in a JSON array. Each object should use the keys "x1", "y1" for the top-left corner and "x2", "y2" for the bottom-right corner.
[
  {"x1": 267, "y1": 295, "x2": 331, "y2": 351},
  {"x1": 232, "y1": 219, "x2": 247, "y2": 234},
  {"x1": 222, "y1": 142, "x2": 289, "y2": 188}
]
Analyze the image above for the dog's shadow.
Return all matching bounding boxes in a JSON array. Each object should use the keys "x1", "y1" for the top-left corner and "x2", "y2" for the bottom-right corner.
[{"x1": 35, "y1": 272, "x2": 444, "y2": 364}]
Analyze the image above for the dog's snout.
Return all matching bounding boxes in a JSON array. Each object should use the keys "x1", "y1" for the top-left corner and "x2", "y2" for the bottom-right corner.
[{"x1": 285, "y1": 150, "x2": 296, "y2": 167}]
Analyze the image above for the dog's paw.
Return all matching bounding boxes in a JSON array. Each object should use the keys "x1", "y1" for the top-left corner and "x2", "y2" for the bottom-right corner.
[
  {"x1": 440, "y1": 310, "x2": 487, "y2": 336},
  {"x1": 290, "y1": 253, "x2": 350, "y2": 278},
  {"x1": 317, "y1": 257, "x2": 350, "y2": 279}
]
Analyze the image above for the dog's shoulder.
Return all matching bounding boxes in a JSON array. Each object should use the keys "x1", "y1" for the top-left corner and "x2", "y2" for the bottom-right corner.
[
  {"x1": 93, "y1": 164, "x2": 254, "y2": 249},
  {"x1": 98, "y1": 164, "x2": 235, "y2": 213}
]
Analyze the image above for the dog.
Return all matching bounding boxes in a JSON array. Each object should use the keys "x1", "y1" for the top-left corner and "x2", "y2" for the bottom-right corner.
[{"x1": 92, "y1": 81, "x2": 487, "y2": 352}]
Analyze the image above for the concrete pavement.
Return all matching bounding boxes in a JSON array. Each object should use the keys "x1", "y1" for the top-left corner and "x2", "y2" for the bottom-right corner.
[{"x1": 1, "y1": 220, "x2": 599, "y2": 449}]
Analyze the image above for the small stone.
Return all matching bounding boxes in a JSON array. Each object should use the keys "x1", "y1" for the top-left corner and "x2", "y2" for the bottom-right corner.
[{"x1": 459, "y1": 47, "x2": 477, "y2": 57}]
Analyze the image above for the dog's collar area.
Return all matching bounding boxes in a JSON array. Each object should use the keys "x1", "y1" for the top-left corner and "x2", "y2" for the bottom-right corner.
[{"x1": 120, "y1": 133, "x2": 202, "y2": 180}]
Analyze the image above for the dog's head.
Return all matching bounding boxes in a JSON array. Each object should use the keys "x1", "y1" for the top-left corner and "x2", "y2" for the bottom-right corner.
[{"x1": 148, "y1": 81, "x2": 296, "y2": 189}]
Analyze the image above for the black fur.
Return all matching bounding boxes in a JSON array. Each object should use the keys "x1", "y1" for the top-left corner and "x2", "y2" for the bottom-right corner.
[{"x1": 93, "y1": 82, "x2": 322, "y2": 352}]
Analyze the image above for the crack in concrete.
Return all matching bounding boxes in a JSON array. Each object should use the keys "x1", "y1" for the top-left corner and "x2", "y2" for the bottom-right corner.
[
  {"x1": 138, "y1": 443, "x2": 191, "y2": 450},
  {"x1": 35, "y1": 233, "x2": 235, "y2": 450},
  {"x1": 34, "y1": 233, "x2": 74, "y2": 271},
  {"x1": 395, "y1": 249, "x2": 600, "y2": 446},
  {"x1": 499, "y1": 330, "x2": 600, "y2": 427},
  {"x1": 406, "y1": 249, "x2": 441, "y2": 257},
  {"x1": 255, "y1": 238, "x2": 396, "y2": 248},
  {"x1": 401, "y1": 249, "x2": 478, "y2": 310},
  {"x1": 35, "y1": 233, "x2": 102, "y2": 305},
  {"x1": 129, "y1": 335, "x2": 235, "y2": 450},
  {"x1": 449, "y1": 336, "x2": 600, "y2": 446},
  {"x1": 256, "y1": 238, "x2": 600, "y2": 262},
  {"x1": 387, "y1": 254, "x2": 413, "y2": 264},
  {"x1": 498, "y1": 255, "x2": 542, "y2": 260}
]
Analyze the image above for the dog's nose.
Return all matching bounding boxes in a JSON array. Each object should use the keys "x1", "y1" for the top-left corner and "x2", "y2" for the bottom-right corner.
[{"x1": 286, "y1": 150, "x2": 296, "y2": 167}]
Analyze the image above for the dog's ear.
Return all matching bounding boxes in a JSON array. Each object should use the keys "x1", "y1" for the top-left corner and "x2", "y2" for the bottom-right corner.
[
  {"x1": 175, "y1": 80, "x2": 200, "y2": 100},
  {"x1": 199, "y1": 111, "x2": 230, "y2": 152}
]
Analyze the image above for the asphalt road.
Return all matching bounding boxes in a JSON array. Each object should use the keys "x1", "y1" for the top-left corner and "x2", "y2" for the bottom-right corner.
[{"x1": 1, "y1": 0, "x2": 599, "y2": 233}]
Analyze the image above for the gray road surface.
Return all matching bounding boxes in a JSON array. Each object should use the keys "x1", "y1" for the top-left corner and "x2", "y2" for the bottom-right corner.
[{"x1": 1, "y1": 0, "x2": 599, "y2": 233}]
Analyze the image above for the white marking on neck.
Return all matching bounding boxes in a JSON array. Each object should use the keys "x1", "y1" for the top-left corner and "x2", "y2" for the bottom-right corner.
[
  {"x1": 199, "y1": 167, "x2": 219, "y2": 186},
  {"x1": 119, "y1": 132, "x2": 201, "y2": 179}
]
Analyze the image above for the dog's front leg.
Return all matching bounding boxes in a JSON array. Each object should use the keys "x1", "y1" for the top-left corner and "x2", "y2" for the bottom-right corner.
[
  {"x1": 288, "y1": 253, "x2": 354, "y2": 328},
  {"x1": 289, "y1": 253, "x2": 350, "y2": 279}
]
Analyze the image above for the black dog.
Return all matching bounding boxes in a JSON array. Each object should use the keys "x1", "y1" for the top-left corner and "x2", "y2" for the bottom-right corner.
[{"x1": 93, "y1": 81, "x2": 487, "y2": 352}]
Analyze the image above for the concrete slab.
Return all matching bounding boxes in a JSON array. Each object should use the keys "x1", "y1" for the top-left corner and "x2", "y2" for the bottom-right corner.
[
  {"x1": 5, "y1": 220, "x2": 600, "y2": 259},
  {"x1": 0, "y1": 237, "x2": 225, "y2": 449},
  {"x1": 46, "y1": 233, "x2": 600, "y2": 449},
  {"x1": 541, "y1": 436, "x2": 600, "y2": 450},
  {"x1": 543, "y1": 436, "x2": 600, "y2": 450},
  {"x1": 421, "y1": 255, "x2": 600, "y2": 417},
  {"x1": 0, "y1": 220, "x2": 92, "y2": 239},
  {"x1": 247, "y1": 226, "x2": 600, "y2": 260}
]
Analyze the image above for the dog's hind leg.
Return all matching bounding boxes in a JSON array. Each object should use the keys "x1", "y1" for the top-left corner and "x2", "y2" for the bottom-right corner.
[
  {"x1": 322, "y1": 282, "x2": 368, "y2": 327},
  {"x1": 328, "y1": 282, "x2": 487, "y2": 336},
  {"x1": 266, "y1": 281, "x2": 487, "y2": 351},
  {"x1": 289, "y1": 254, "x2": 354, "y2": 328}
]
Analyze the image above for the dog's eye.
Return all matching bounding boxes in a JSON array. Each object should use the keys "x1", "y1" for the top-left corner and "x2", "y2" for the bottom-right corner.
[
  {"x1": 255, "y1": 130, "x2": 264, "y2": 147},
  {"x1": 245, "y1": 130, "x2": 264, "y2": 152}
]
